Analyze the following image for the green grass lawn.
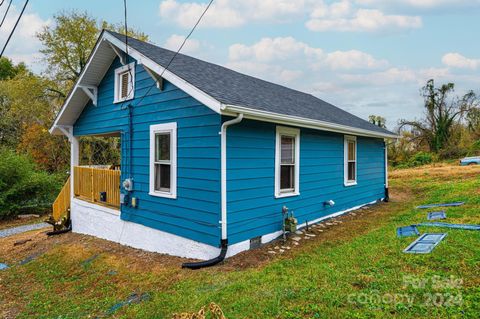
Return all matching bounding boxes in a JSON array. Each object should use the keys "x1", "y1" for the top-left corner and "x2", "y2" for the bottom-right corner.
[{"x1": 1, "y1": 165, "x2": 479, "y2": 318}]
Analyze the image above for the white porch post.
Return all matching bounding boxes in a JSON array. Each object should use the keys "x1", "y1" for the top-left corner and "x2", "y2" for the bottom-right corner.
[
  {"x1": 70, "y1": 135, "x2": 79, "y2": 197},
  {"x1": 57, "y1": 125, "x2": 79, "y2": 199}
]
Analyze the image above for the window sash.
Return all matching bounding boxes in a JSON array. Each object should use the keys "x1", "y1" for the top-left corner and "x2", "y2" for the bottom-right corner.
[
  {"x1": 280, "y1": 134, "x2": 296, "y2": 191},
  {"x1": 154, "y1": 163, "x2": 171, "y2": 192},
  {"x1": 153, "y1": 132, "x2": 171, "y2": 192},
  {"x1": 280, "y1": 164, "x2": 295, "y2": 192}
]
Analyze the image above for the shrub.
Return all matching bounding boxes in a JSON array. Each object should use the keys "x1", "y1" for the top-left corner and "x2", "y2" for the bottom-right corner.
[
  {"x1": 407, "y1": 152, "x2": 436, "y2": 167},
  {"x1": 0, "y1": 148, "x2": 63, "y2": 219}
]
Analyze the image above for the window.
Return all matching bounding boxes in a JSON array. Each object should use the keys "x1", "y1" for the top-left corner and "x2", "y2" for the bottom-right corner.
[
  {"x1": 149, "y1": 123, "x2": 177, "y2": 198},
  {"x1": 275, "y1": 126, "x2": 300, "y2": 198},
  {"x1": 114, "y1": 62, "x2": 135, "y2": 103},
  {"x1": 344, "y1": 136, "x2": 357, "y2": 186}
]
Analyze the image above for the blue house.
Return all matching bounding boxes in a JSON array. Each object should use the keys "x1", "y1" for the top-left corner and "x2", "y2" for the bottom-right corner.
[{"x1": 50, "y1": 31, "x2": 396, "y2": 265}]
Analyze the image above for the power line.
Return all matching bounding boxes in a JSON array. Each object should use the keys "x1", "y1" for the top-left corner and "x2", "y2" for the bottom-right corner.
[
  {"x1": 0, "y1": 0, "x2": 29, "y2": 58},
  {"x1": 132, "y1": 0, "x2": 214, "y2": 108},
  {"x1": 0, "y1": 0, "x2": 12, "y2": 29}
]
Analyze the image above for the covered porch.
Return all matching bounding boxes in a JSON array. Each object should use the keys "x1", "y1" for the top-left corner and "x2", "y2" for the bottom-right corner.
[{"x1": 52, "y1": 130, "x2": 123, "y2": 223}]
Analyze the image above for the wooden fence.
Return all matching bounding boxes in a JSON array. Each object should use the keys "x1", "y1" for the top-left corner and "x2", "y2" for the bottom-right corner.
[
  {"x1": 52, "y1": 176, "x2": 71, "y2": 222},
  {"x1": 74, "y1": 166, "x2": 121, "y2": 208}
]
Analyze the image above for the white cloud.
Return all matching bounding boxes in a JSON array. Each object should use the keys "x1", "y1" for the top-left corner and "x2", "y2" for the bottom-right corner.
[
  {"x1": 356, "y1": 0, "x2": 480, "y2": 9},
  {"x1": 339, "y1": 66, "x2": 452, "y2": 87},
  {"x1": 225, "y1": 60, "x2": 303, "y2": 84},
  {"x1": 442, "y1": 53, "x2": 480, "y2": 70},
  {"x1": 229, "y1": 37, "x2": 386, "y2": 71},
  {"x1": 164, "y1": 34, "x2": 200, "y2": 54},
  {"x1": 306, "y1": 8, "x2": 421, "y2": 32},
  {"x1": 324, "y1": 50, "x2": 388, "y2": 70},
  {"x1": 0, "y1": 6, "x2": 50, "y2": 67},
  {"x1": 159, "y1": 0, "x2": 308, "y2": 28},
  {"x1": 229, "y1": 37, "x2": 323, "y2": 62},
  {"x1": 159, "y1": 0, "x2": 425, "y2": 33}
]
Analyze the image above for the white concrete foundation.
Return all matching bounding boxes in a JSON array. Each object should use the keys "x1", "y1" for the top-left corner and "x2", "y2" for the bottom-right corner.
[{"x1": 71, "y1": 197, "x2": 380, "y2": 260}]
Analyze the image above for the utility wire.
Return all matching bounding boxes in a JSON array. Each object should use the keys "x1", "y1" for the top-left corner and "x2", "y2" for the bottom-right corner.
[
  {"x1": 0, "y1": 0, "x2": 29, "y2": 58},
  {"x1": 0, "y1": 0, "x2": 12, "y2": 29},
  {"x1": 132, "y1": 0, "x2": 214, "y2": 108}
]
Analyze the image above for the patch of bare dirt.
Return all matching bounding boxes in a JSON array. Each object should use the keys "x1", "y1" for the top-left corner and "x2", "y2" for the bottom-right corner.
[{"x1": 0, "y1": 189, "x2": 412, "y2": 273}]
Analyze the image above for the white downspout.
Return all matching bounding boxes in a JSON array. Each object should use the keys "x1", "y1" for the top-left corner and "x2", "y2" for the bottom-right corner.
[
  {"x1": 220, "y1": 113, "x2": 243, "y2": 240},
  {"x1": 384, "y1": 139, "x2": 389, "y2": 202},
  {"x1": 385, "y1": 140, "x2": 388, "y2": 189}
]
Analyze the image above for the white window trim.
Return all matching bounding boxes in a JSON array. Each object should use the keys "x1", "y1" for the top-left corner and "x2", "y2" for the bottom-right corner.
[
  {"x1": 149, "y1": 122, "x2": 177, "y2": 199},
  {"x1": 344, "y1": 135, "x2": 357, "y2": 187},
  {"x1": 113, "y1": 62, "x2": 135, "y2": 103},
  {"x1": 275, "y1": 126, "x2": 300, "y2": 198}
]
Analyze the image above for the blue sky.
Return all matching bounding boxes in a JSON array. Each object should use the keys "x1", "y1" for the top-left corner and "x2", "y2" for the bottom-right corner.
[{"x1": 2, "y1": 0, "x2": 480, "y2": 128}]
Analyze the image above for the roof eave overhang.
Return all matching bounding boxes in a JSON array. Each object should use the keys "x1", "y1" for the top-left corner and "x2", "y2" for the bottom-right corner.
[
  {"x1": 50, "y1": 31, "x2": 398, "y2": 140},
  {"x1": 221, "y1": 104, "x2": 399, "y2": 139}
]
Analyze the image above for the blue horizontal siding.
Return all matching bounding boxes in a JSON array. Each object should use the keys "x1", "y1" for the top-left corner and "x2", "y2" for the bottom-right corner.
[
  {"x1": 226, "y1": 118, "x2": 385, "y2": 244},
  {"x1": 74, "y1": 57, "x2": 222, "y2": 246},
  {"x1": 73, "y1": 56, "x2": 386, "y2": 249}
]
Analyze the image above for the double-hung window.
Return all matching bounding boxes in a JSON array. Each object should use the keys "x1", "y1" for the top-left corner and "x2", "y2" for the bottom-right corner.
[
  {"x1": 114, "y1": 62, "x2": 135, "y2": 103},
  {"x1": 344, "y1": 135, "x2": 357, "y2": 186},
  {"x1": 149, "y1": 123, "x2": 177, "y2": 199},
  {"x1": 275, "y1": 126, "x2": 300, "y2": 198}
]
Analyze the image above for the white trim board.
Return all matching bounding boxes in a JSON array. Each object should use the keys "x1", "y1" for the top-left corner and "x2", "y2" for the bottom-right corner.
[
  {"x1": 113, "y1": 62, "x2": 135, "y2": 103},
  {"x1": 149, "y1": 122, "x2": 177, "y2": 199},
  {"x1": 275, "y1": 126, "x2": 300, "y2": 198},
  {"x1": 344, "y1": 135, "x2": 357, "y2": 187}
]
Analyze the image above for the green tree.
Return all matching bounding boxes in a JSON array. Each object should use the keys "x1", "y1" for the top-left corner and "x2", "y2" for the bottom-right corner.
[
  {"x1": 399, "y1": 79, "x2": 478, "y2": 153},
  {"x1": 0, "y1": 57, "x2": 26, "y2": 80},
  {"x1": 368, "y1": 115, "x2": 386, "y2": 128},
  {"x1": 37, "y1": 11, "x2": 149, "y2": 94},
  {"x1": 0, "y1": 65, "x2": 60, "y2": 147}
]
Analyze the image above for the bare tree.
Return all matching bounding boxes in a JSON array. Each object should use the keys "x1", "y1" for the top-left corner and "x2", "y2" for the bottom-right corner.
[{"x1": 399, "y1": 79, "x2": 478, "y2": 153}]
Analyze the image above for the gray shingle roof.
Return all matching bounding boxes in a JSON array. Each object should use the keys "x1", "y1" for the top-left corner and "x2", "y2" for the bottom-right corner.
[{"x1": 108, "y1": 31, "x2": 394, "y2": 136}]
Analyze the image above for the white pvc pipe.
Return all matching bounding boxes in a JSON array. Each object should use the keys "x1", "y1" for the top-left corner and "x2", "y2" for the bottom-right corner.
[{"x1": 220, "y1": 114, "x2": 243, "y2": 240}]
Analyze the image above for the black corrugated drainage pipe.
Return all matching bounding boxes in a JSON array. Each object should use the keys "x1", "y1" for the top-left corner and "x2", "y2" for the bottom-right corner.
[
  {"x1": 182, "y1": 239, "x2": 228, "y2": 269},
  {"x1": 47, "y1": 225, "x2": 72, "y2": 236}
]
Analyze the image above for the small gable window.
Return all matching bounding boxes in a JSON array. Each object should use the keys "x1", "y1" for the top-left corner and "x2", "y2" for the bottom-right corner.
[
  {"x1": 114, "y1": 62, "x2": 135, "y2": 103},
  {"x1": 149, "y1": 123, "x2": 177, "y2": 199},
  {"x1": 275, "y1": 126, "x2": 300, "y2": 198},
  {"x1": 344, "y1": 135, "x2": 357, "y2": 186}
]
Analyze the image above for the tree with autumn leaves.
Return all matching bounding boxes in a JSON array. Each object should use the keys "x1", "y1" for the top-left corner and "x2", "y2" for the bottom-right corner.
[{"x1": 0, "y1": 11, "x2": 147, "y2": 174}]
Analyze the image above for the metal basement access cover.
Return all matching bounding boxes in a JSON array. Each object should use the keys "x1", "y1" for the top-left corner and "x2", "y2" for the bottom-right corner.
[
  {"x1": 427, "y1": 211, "x2": 447, "y2": 220},
  {"x1": 396, "y1": 225, "x2": 420, "y2": 237},
  {"x1": 403, "y1": 233, "x2": 447, "y2": 254},
  {"x1": 416, "y1": 202, "x2": 464, "y2": 209}
]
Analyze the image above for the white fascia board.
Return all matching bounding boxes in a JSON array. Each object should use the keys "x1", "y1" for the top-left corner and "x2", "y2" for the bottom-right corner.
[
  {"x1": 49, "y1": 31, "x2": 109, "y2": 135},
  {"x1": 222, "y1": 104, "x2": 399, "y2": 139},
  {"x1": 104, "y1": 32, "x2": 223, "y2": 114}
]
